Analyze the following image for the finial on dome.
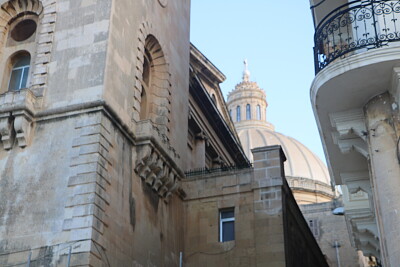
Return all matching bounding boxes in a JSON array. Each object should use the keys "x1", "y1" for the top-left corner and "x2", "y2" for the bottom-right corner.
[{"x1": 243, "y1": 59, "x2": 250, "y2": 82}]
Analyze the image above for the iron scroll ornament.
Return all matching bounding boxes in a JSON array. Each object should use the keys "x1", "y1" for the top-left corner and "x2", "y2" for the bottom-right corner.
[{"x1": 314, "y1": 0, "x2": 400, "y2": 74}]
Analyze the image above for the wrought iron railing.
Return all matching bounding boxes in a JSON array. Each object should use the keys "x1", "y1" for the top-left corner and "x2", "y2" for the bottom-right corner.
[
  {"x1": 314, "y1": 0, "x2": 400, "y2": 73},
  {"x1": 185, "y1": 163, "x2": 253, "y2": 177}
]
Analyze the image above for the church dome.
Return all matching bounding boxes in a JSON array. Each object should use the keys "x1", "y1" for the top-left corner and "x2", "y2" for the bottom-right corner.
[
  {"x1": 226, "y1": 61, "x2": 334, "y2": 204},
  {"x1": 237, "y1": 127, "x2": 330, "y2": 185}
]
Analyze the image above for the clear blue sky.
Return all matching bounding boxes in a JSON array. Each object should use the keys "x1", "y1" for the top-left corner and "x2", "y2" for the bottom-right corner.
[{"x1": 190, "y1": 0, "x2": 327, "y2": 163}]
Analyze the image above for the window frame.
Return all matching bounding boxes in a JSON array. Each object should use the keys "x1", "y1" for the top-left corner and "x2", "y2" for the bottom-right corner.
[
  {"x1": 246, "y1": 104, "x2": 251, "y2": 120},
  {"x1": 236, "y1": 106, "x2": 241, "y2": 122},
  {"x1": 308, "y1": 218, "x2": 320, "y2": 238},
  {"x1": 7, "y1": 53, "x2": 31, "y2": 91},
  {"x1": 219, "y1": 208, "x2": 235, "y2": 242},
  {"x1": 139, "y1": 49, "x2": 152, "y2": 120},
  {"x1": 256, "y1": 105, "x2": 261, "y2": 120}
]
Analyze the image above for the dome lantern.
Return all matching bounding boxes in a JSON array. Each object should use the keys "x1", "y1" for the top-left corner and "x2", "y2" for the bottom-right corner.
[{"x1": 227, "y1": 62, "x2": 335, "y2": 204}]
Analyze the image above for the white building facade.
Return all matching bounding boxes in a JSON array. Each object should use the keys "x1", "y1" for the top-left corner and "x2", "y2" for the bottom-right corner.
[{"x1": 309, "y1": 0, "x2": 400, "y2": 265}]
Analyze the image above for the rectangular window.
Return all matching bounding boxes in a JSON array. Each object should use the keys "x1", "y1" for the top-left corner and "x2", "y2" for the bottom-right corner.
[
  {"x1": 308, "y1": 219, "x2": 319, "y2": 238},
  {"x1": 219, "y1": 208, "x2": 235, "y2": 242}
]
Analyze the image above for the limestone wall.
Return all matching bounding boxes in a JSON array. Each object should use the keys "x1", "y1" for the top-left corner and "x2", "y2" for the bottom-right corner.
[
  {"x1": 300, "y1": 202, "x2": 360, "y2": 267},
  {"x1": 45, "y1": 0, "x2": 111, "y2": 109},
  {"x1": 182, "y1": 146, "x2": 328, "y2": 267},
  {"x1": 0, "y1": 109, "x2": 185, "y2": 266},
  {"x1": 104, "y1": 0, "x2": 191, "y2": 170}
]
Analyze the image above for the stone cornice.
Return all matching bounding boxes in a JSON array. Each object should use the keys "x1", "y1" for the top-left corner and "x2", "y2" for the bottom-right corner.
[
  {"x1": 286, "y1": 176, "x2": 334, "y2": 198},
  {"x1": 190, "y1": 43, "x2": 226, "y2": 84}
]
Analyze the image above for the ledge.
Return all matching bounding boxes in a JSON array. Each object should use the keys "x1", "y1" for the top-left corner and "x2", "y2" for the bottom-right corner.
[{"x1": 0, "y1": 89, "x2": 39, "y2": 115}]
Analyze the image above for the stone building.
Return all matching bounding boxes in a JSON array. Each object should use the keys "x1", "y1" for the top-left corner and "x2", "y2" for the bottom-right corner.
[
  {"x1": 226, "y1": 63, "x2": 334, "y2": 204},
  {"x1": 0, "y1": 0, "x2": 329, "y2": 266},
  {"x1": 227, "y1": 63, "x2": 362, "y2": 266},
  {"x1": 309, "y1": 0, "x2": 400, "y2": 265}
]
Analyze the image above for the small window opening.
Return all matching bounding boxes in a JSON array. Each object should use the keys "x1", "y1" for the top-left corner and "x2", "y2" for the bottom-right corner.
[
  {"x1": 236, "y1": 106, "x2": 241, "y2": 122},
  {"x1": 308, "y1": 219, "x2": 320, "y2": 238},
  {"x1": 219, "y1": 208, "x2": 235, "y2": 242},
  {"x1": 140, "y1": 50, "x2": 151, "y2": 120},
  {"x1": 256, "y1": 105, "x2": 261, "y2": 120},
  {"x1": 246, "y1": 104, "x2": 251, "y2": 120},
  {"x1": 11, "y1": 19, "x2": 37, "y2": 42},
  {"x1": 8, "y1": 53, "x2": 30, "y2": 91}
]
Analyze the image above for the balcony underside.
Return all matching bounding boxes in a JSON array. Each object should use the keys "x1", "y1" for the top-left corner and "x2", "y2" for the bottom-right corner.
[{"x1": 311, "y1": 46, "x2": 400, "y2": 184}]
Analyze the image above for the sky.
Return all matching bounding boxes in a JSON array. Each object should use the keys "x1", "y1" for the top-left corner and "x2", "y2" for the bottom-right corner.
[{"x1": 190, "y1": 0, "x2": 327, "y2": 162}]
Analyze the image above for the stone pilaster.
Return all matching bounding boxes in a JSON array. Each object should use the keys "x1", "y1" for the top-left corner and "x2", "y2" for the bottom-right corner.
[
  {"x1": 194, "y1": 131, "x2": 207, "y2": 169},
  {"x1": 365, "y1": 93, "x2": 400, "y2": 266},
  {"x1": 62, "y1": 113, "x2": 114, "y2": 266}
]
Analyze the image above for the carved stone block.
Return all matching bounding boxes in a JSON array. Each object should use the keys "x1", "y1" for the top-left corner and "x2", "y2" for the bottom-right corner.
[
  {"x1": 13, "y1": 111, "x2": 33, "y2": 148},
  {"x1": 134, "y1": 144, "x2": 182, "y2": 202},
  {"x1": 0, "y1": 114, "x2": 13, "y2": 150}
]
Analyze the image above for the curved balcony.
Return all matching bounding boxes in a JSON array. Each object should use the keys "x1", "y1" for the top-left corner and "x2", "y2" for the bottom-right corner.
[{"x1": 314, "y1": 0, "x2": 400, "y2": 74}]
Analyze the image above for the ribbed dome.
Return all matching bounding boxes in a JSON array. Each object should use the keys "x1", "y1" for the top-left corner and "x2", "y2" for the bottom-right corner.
[
  {"x1": 226, "y1": 61, "x2": 333, "y2": 201},
  {"x1": 237, "y1": 127, "x2": 331, "y2": 185}
]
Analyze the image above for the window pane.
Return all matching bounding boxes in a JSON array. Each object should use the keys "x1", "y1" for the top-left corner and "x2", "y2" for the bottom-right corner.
[
  {"x1": 221, "y1": 210, "x2": 234, "y2": 219},
  {"x1": 20, "y1": 66, "x2": 29, "y2": 88},
  {"x1": 246, "y1": 104, "x2": 251, "y2": 120},
  {"x1": 14, "y1": 56, "x2": 30, "y2": 68},
  {"x1": 8, "y1": 69, "x2": 23, "y2": 91},
  {"x1": 222, "y1": 221, "x2": 234, "y2": 242}
]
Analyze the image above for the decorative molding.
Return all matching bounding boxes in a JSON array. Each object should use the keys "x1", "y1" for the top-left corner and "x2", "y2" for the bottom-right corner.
[
  {"x1": 330, "y1": 109, "x2": 367, "y2": 140},
  {"x1": 286, "y1": 176, "x2": 334, "y2": 197},
  {"x1": 332, "y1": 133, "x2": 369, "y2": 158},
  {"x1": 132, "y1": 22, "x2": 171, "y2": 135},
  {"x1": 135, "y1": 143, "x2": 182, "y2": 202},
  {"x1": 195, "y1": 131, "x2": 208, "y2": 141},
  {"x1": 349, "y1": 189, "x2": 369, "y2": 201},
  {"x1": 340, "y1": 171, "x2": 372, "y2": 195},
  {"x1": 13, "y1": 110, "x2": 33, "y2": 147},
  {"x1": 0, "y1": 89, "x2": 38, "y2": 149},
  {"x1": 330, "y1": 109, "x2": 370, "y2": 158},
  {"x1": 0, "y1": 110, "x2": 34, "y2": 149},
  {"x1": 0, "y1": 114, "x2": 13, "y2": 150},
  {"x1": 349, "y1": 217, "x2": 381, "y2": 257}
]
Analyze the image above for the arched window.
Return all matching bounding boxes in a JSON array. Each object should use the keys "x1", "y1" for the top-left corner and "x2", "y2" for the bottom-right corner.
[
  {"x1": 236, "y1": 106, "x2": 241, "y2": 122},
  {"x1": 0, "y1": 1, "x2": 46, "y2": 95},
  {"x1": 140, "y1": 49, "x2": 151, "y2": 120},
  {"x1": 256, "y1": 105, "x2": 261, "y2": 120},
  {"x1": 8, "y1": 53, "x2": 30, "y2": 91},
  {"x1": 136, "y1": 34, "x2": 171, "y2": 133},
  {"x1": 246, "y1": 104, "x2": 251, "y2": 120},
  {"x1": 229, "y1": 109, "x2": 232, "y2": 120}
]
